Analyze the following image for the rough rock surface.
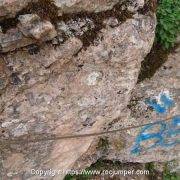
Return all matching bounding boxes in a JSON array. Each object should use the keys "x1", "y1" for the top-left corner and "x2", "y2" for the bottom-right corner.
[
  {"x1": 0, "y1": 0, "x2": 146, "y2": 53},
  {"x1": 0, "y1": 0, "x2": 120, "y2": 19},
  {"x1": 0, "y1": 10, "x2": 156, "y2": 179},
  {"x1": 18, "y1": 14, "x2": 57, "y2": 41},
  {"x1": 0, "y1": 0, "x2": 36, "y2": 20},
  {"x1": 73, "y1": 45, "x2": 180, "y2": 173},
  {"x1": 0, "y1": 0, "x2": 145, "y2": 20},
  {"x1": 0, "y1": 14, "x2": 57, "y2": 52},
  {"x1": 104, "y1": 46, "x2": 180, "y2": 163},
  {"x1": 55, "y1": 0, "x2": 145, "y2": 14},
  {"x1": 55, "y1": 0, "x2": 120, "y2": 14}
]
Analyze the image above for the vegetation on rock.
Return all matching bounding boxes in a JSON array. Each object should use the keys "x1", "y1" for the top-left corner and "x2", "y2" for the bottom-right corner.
[{"x1": 156, "y1": 0, "x2": 180, "y2": 49}]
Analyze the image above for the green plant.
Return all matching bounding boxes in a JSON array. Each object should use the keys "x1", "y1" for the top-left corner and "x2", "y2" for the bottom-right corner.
[
  {"x1": 145, "y1": 162, "x2": 157, "y2": 179},
  {"x1": 163, "y1": 165, "x2": 179, "y2": 180},
  {"x1": 156, "y1": 0, "x2": 180, "y2": 49}
]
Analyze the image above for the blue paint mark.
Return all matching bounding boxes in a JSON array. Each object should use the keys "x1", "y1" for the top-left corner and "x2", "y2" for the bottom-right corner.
[
  {"x1": 172, "y1": 116, "x2": 180, "y2": 127},
  {"x1": 160, "y1": 94, "x2": 174, "y2": 109},
  {"x1": 145, "y1": 93, "x2": 174, "y2": 114},
  {"x1": 170, "y1": 116, "x2": 180, "y2": 137},
  {"x1": 131, "y1": 93, "x2": 178, "y2": 155},
  {"x1": 146, "y1": 99, "x2": 166, "y2": 114},
  {"x1": 131, "y1": 122, "x2": 166, "y2": 155},
  {"x1": 131, "y1": 116, "x2": 180, "y2": 154},
  {"x1": 162, "y1": 116, "x2": 180, "y2": 147}
]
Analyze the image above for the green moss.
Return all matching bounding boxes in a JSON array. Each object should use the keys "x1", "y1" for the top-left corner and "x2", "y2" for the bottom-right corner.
[
  {"x1": 145, "y1": 162, "x2": 156, "y2": 176},
  {"x1": 145, "y1": 162, "x2": 179, "y2": 180}
]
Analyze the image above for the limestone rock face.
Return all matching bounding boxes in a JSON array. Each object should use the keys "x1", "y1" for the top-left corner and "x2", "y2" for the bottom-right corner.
[
  {"x1": 105, "y1": 47, "x2": 180, "y2": 163},
  {"x1": 0, "y1": 11, "x2": 156, "y2": 179}
]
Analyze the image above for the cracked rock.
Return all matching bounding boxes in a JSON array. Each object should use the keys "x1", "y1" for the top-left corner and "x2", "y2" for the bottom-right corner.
[
  {"x1": 105, "y1": 46, "x2": 180, "y2": 163},
  {"x1": 0, "y1": 13, "x2": 156, "y2": 179},
  {"x1": 0, "y1": 14, "x2": 57, "y2": 52},
  {"x1": 18, "y1": 14, "x2": 57, "y2": 41},
  {"x1": 0, "y1": 0, "x2": 36, "y2": 20},
  {"x1": 127, "y1": 0, "x2": 145, "y2": 12},
  {"x1": 55, "y1": 0, "x2": 120, "y2": 14}
]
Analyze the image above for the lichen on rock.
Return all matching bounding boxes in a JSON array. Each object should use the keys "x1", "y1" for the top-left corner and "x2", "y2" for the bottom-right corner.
[{"x1": 0, "y1": 1, "x2": 170, "y2": 180}]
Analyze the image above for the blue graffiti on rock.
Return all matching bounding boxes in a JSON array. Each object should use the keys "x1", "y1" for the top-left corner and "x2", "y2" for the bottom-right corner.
[
  {"x1": 131, "y1": 116, "x2": 180, "y2": 154},
  {"x1": 145, "y1": 93, "x2": 174, "y2": 114},
  {"x1": 131, "y1": 93, "x2": 179, "y2": 155}
]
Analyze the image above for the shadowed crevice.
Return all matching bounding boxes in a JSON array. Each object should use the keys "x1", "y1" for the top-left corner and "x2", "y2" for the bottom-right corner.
[{"x1": 138, "y1": 43, "x2": 178, "y2": 83}]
